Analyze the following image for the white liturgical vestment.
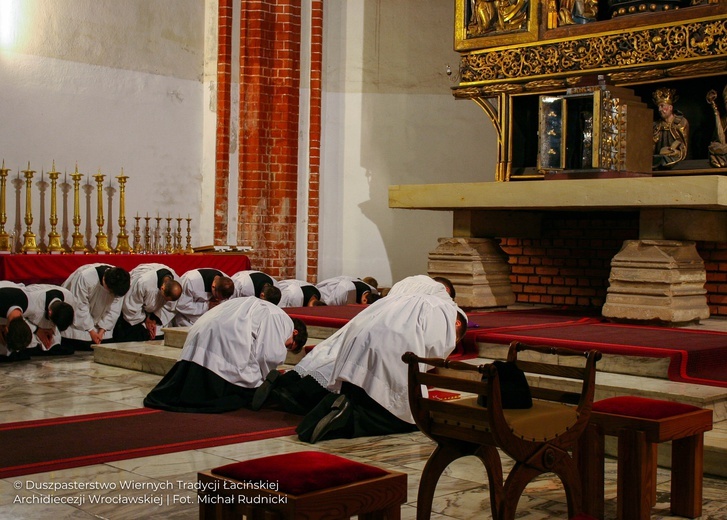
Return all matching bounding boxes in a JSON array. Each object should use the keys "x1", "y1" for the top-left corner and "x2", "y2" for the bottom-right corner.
[
  {"x1": 328, "y1": 294, "x2": 459, "y2": 423},
  {"x1": 315, "y1": 276, "x2": 376, "y2": 306},
  {"x1": 0, "y1": 281, "x2": 75, "y2": 350},
  {"x1": 180, "y1": 297, "x2": 293, "y2": 388},
  {"x1": 122, "y1": 263, "x2": 178, "y2": 327},
  {"x1": 295, "y1": 294, "x2": 461, "y2": 423},
  {"x1": 386, "y1": 275, "x2": 451, "y2": 300},
  {"x1": 277, "y1": 279, "x2": 317, "y2": 308},
  {"x1": 173, "y1": 268, "x2": 226, "y2": 326},
  {"x1": 231, "y1": 270, "x2": 277, "y2": 299},
  {"x1": 61, "y1": 263, "x2": 122, "y2": 341}
]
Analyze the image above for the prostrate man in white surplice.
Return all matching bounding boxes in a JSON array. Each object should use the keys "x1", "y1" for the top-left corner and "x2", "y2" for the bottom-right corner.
[
  {"x1": 276, "y1": 279, "x2": 325, "y2": 308},
  {"x1": 144, "y1": 297, "x2": 308, "y2": 413},
  {"x1": 231, "y1": 269, "x2": 281, "y2": 305},
  {"x1": 171, "y1": 268, "x2": 234, "y2": 326},
  {"x1": 252, "y1": 291, "x2": 466, "y2": 443},
  {"x1": 385, "y1": 274, "x2": 456, "y2": 300},
  {"x1": 0, "y1": 281, "x2": 76, "y2": 356},
  {"x1": 315, "y1": 275, "x2": 379, "y2": 306},
  {"x1": 60, "y1": 263, "x2": 130, "y2": 351},
  {"x1": 114, "y1": 263, "x2": 183, "y2": 342}
]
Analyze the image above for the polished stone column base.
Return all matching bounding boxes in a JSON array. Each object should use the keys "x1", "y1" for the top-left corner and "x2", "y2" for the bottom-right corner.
[
  {"x1": 603, "y1": 239, "x2": 709, "y2": 323},
  {"x1": 428, "y1": 237, "x2": 515, "y2": 309}
]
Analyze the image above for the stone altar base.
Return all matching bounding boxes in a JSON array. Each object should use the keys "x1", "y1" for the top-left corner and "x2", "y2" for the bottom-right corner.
[
  {"x1": 603, "y1": 239, "x2": 710, "y2": 323},
  {"x1": 428, "y1": 237, "x2": 515, "y2": 309}
]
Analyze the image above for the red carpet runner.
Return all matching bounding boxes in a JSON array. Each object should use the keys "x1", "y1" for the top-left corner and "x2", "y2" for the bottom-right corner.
[
  {"x1": 472, "y1": 321, "x2": 727, "y2": 387},
  {"x1": 0, "y1": 407, "x2": 300, "y2": 478},
  {"x1": 285, "y1": 305, "x2": 727, "y2": 387}
]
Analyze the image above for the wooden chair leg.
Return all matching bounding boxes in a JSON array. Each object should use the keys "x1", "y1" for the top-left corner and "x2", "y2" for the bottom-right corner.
[
  {"x1": 417, "y1": 444, "x2": 467, "y2": 520},
  {"x1": 475, "y1": 444, "x2": 504, "y2": 517},
  {"x1": 553, "y1": 456, "x2": 584, "y2": 519},
  {"x1": 617, "y1": 428, "x2": 651, "y2": 520},
  {"x1": 578, "y1": 422, "x2": 605, "y2": 520},
  {"x1": 670, "y1": 433, "x2": 704, "y2": 518},
  {"x1": 499, "y1": 463, "x2": 542, "y2": 520}
]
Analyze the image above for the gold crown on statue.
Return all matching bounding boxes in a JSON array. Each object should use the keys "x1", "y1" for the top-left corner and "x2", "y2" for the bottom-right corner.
[{"x1": 652, "y1": 87, "x2": 678, "y2": 106}]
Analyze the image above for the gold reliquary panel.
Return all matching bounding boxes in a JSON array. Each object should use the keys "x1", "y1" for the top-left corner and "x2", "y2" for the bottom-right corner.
[
  {"x1": 537, "y1": 85, "x2": 653, "y2": 175},
  {"x1": 455, "y1": 2, "x2": 727, "y2": 92},
  {"x1": 455, "y1": 0, "x2": 539, "y2": 51}
]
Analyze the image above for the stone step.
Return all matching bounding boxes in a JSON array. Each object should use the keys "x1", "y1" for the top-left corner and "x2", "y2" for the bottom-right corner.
[
  {"x1": 161, "y1": 327, "x2": 188, "y2": 348},
  {"x1": 93, "y1": 338, "x2": 305, "y2": 376},
  {"x1": 94, "y1": 340, "x2": 176, "y2": 376},
  {"x1": 476, "y1": 340, "x2": 673, "y2": 380}
]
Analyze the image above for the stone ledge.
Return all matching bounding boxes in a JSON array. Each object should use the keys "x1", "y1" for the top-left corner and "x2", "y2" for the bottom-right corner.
[{"x1": 389, "y1": 175, "x2": 727, "y2": 211}]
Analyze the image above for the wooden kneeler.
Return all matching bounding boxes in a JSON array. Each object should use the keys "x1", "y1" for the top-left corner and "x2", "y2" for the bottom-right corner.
[{"x1": 198, "y1": 451, "x2": 407, "y2": 519}]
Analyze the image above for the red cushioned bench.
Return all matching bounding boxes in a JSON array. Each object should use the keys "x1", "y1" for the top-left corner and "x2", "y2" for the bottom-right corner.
[{"x1": 197, "y1": 451, "x2": 407, "y2": 519}]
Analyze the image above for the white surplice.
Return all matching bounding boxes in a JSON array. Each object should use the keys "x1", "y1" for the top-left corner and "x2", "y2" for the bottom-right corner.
[
  {"x1": 294, "y1": 293, "x2": 461, "y2": 423},
  {"x1": 60, "y1": 263, "x2": 122, "y2": 341},
  {"x1": 172, "y1": 268, "x2": 224, "y2": 326},
  {"x1": 180, "y1": 297, "x2": 293, "y2": 388},
  {"x1": 277, "y1": 279, "x2": 316, "y2": 308},
  {"x1": 231, "y1": 270, "x2": 277, "y2": 299},
  {"x1": 387, "y1": 275, "x2": 451, "y2": 300},
  {"x1": 122, "y1": 263, "x2": 178, "y2": 327},
  {"x1": 315, "y1": 276, "x2": 376, "y2": 306}
]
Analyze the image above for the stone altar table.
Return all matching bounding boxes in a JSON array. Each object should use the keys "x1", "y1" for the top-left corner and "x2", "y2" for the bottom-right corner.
[{"x1": 389, "y1": 176, "x2": 727, "y2": 321}]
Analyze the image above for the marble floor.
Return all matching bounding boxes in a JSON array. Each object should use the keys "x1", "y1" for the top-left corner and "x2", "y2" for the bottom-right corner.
[{"x1": 1, "y1": 354, "x2": 726, "y2": 520}]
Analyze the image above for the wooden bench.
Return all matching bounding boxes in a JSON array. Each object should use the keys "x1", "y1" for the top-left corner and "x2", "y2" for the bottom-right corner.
[{"x1": 197, "y1": 450, "x2": 407, "y2": 519}]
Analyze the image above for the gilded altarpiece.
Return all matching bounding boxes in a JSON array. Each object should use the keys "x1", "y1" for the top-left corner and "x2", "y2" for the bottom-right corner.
[{"x1": 453, "y1": 0, "x2": 727, "y2": 180}]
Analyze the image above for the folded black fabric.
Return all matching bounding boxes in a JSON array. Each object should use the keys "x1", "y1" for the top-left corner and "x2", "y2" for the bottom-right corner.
[{"x1": 477, "y1": 360, "x2": 533, "y2": 409}]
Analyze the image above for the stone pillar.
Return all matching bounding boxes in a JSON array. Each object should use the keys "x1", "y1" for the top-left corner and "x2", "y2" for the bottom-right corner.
[
  {"x1": 428, "y1": 237, "x2": 515, "y2": 309},
  {"x1": 602, "y1": 239, "x2": 709, "y2": 323}
]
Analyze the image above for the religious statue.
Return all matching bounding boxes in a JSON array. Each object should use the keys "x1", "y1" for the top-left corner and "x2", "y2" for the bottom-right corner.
[
  {"x1": 469, "y1": 0, "x2": 529, "y2": 36},
  {"x1": 706, "y1": 86, "x2": 727, "y2": 168},
  {"x1": 652, "y1": 87, "x2": 689, "y2": 169},
  {"x1": 558, "y1": 0, "x2": 598, "y2": 25}
]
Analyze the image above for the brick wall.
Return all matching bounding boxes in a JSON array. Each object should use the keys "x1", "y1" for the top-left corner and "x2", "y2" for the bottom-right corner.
[
  {"x1": 306, "y1": 0, "x2": 323, "y2": 282},
  {"x1": 696, "y1": 241, "x2": 727, "y2": 316},
  {"x1": 499, "y1": 212, "x2": 639, "y2": 308},
  {"x1": 213, "y1": 0, "x2": 233, "y2": 244},
  {"x1": 499, "y1": 212, "x2": 727, "y2": 317},
  {"x1": 236, "y1": 1, "x2": 302, "y2": 278}
]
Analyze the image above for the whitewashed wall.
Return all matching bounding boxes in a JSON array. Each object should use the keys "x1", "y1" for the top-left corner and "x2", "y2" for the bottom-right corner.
[
  {"x1": 0, "y1": 0, "x2": 206, "y2": 252},
  {"x1": 318, "y1": 0, "x2": 496, "y2": 286}
]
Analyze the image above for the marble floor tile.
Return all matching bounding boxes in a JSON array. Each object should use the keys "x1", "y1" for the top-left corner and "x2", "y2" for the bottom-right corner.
[{"x1": 1, "y1": 352, "x2": 726, "y2": 519}]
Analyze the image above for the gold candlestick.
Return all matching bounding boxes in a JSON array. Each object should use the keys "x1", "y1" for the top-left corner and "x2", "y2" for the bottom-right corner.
[
  {"x1": 0, "y1": 161, "x2": 10, "y2": 253},
  {"x1": 143, "y1": 213, "x2": 151, "y2": 253},
  {"x1": 35, "y1": 170, "x2": 48, "y2": 252},
  {"x1": 154, "y1": 215, "x2": 162, "y2": 253},
  {"x1": 133, "y1": 214, "x2": 142, "y2": 253},
  {"x1": 93, "y1": 171, "x2": 112, "y2": 253},
  {"x1": 47, "y1": 162, "x2": 63, "y2": 254},
  {"x1": 60, "y1": 173, "x2": 72, "y2": 252},
  {"x1": 185, "y1": 216, "x2": 193, "y2": 253},
  {"x1": 115, "y1": 170, "x2": 131, "y2": 253},
  {"x1": 175, "y1": 217, "x2": 183, "y2": 253},
  {"x1": 69, "y1": 166, "x2": 87, "y2": 253},
  {"x1": 21, "y1": 163, "x2": 38, "y2": 253},
  {"x1": 165, "y1": 216, "x2": 173, "y2": 254}
]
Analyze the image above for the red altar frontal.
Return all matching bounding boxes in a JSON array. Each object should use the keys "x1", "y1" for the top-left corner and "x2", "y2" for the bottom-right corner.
[{"x1": 0, "y1": 253, "x2": 251, "y2": 285}]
